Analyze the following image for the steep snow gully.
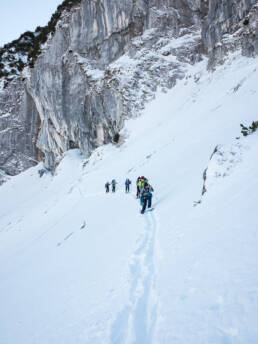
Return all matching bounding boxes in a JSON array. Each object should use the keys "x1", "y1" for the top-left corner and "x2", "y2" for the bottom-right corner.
[{"x1": 1, "y1": 52, "x2": 258, "y2": 343}]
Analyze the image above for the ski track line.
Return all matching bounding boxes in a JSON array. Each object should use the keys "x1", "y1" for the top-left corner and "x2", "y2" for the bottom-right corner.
[{"x1": 110, "y1": 205, "x2": 158, "y2": 344}]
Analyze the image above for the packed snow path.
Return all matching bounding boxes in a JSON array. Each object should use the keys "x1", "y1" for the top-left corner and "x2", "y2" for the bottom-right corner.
[
  {"x1": 1, "y1": 53, "x2": 258, "y2": 343},
  {"x1": 110, "y1": 200, "x2": 158, "y2": 344}
]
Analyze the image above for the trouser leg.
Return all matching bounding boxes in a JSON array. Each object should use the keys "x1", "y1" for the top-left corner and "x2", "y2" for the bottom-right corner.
[
  {"x1": 141, "y1": 198, "x2": 147, "y2": 213},
  {"x1": 148, "y1": 195, "x2": 152, "y2": 208}
]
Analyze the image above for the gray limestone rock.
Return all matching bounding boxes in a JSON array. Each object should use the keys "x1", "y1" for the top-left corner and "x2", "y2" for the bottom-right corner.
[
  {"x1": 24, "y1": 0, "x2": 205, "y2": 171},
  {"x1": 0, "y1": 78, "x2": 39, "y2": 175},
  {"x1": 0, "y1": 0, "x2": 256, "y2": 176},
  {"x1": 202, "y1": 0, "x2": 258, "y2": 68}
]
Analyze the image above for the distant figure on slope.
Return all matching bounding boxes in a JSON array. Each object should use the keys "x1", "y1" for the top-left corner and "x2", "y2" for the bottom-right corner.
[
  {"x1": 105, "y1": 182, "x2": 110, "y2": 193},
  {"x1": 125, "y1": 178, "x2": 131, "y2": 193},
  {"x1": 111, "y1": 179, "x2": 117, "y2": 193},
  {"x1": 140, "y1": 183, "x2": 154, "y2": 214}
]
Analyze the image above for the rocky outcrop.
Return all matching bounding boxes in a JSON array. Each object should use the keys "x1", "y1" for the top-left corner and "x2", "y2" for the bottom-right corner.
[
  {"x1": 202, "y1": 0, "x2": 258, "y2": 67},
  {"x1": 0, "y1": 78, "x2": 39, "y2": 176},
  {"x1": 0, "y1": 0, "x2": 256, "y2": 175},
  {"x1": 16, "y1": 0, "x2": 205, "y2": 171},
  {"x1": 201, "y1": 141, "x2": 248, "y2": 196}
]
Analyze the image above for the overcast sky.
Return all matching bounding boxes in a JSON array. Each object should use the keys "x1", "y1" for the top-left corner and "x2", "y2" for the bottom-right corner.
[{"x1": 0, "y1": 0, "x2": 63, "y2": 47}]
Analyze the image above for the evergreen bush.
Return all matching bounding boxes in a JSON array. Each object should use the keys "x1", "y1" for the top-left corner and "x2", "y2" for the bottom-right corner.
[
  {"x1": 240, "y1": 121, "x2": 258, "y2": 136},
  {"x1": 0, "y1": 0, "x2": 83, "y2": 79}
]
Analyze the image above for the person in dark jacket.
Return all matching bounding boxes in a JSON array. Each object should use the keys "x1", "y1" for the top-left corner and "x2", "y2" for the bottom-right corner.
[
  {"x1": 105, "y1": 182, "x2": 110, "y2": 193},
  {"x1": 136, "y1": 176, "x2": 141, "y2": 198},
  {"x1": 111, "y1": 179, "x2": 117, "y2": 193},
  {"x1": 125, "y1": 178, "x2": 131, "y2": 193},
  {"x1": 140, "y1": 184, "x2": 154, "y2": 214}
]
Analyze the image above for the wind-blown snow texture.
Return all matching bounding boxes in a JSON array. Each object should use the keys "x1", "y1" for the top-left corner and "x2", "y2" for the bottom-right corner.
[{"x1": 0, "y1": 52, "x2": 258, "y2": 343}]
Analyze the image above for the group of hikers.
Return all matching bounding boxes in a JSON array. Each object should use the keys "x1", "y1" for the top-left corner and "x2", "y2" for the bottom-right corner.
[
  {"x1": 105, "y1": 179, "x2": 132, "y2": 193},
  {"x1": 105, "y1": 176, "x2": 154, "y2": 214},
  {"x1": 105, "y1": 179, "x2": 118, "y2": 193}
]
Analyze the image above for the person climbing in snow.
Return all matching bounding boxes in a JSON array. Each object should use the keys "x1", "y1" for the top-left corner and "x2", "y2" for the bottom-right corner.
[
  {"x1": 137, "y1": 176, "x2": 145, "y2": 199},
  {"x1": 140, "y1": 183, "x2": 154, "y2": 214},
  {"x1": 105, "y1": 182, "x2": 110, "y2": 193},
  {"x1": 136, "y1": 177, "x2": 141, "y2": 198},
  {"x1": 111, "y1": 179, "x2": 117, "y2": 193},
  {"x1": 125, "y1": 178, "x2": 131, "y2": 193}
]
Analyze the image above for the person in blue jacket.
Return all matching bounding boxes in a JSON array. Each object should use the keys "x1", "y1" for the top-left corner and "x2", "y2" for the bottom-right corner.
[
  {"x1": 140, "y1": 184, "x2": 154, "y2": 214},
  {"x1": 125, "y1": 178, "x2": 131, "y2": 193}
]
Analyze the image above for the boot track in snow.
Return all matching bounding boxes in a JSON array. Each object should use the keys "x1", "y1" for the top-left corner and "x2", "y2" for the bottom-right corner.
[{"x1": 110, "y1": 206, "x2": 159, "y2": 344}]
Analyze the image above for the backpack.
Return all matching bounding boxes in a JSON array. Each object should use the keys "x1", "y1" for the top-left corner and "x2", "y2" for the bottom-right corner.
[
  {"x1": 142, "y1": 187, "x2": 151, "y2": 199},
  {"x1": 138, "y1": 180, "x2": 144, "y2": 188},
  {"x1": 144, "y1": 178, "x2": 149, "y2": 185}
]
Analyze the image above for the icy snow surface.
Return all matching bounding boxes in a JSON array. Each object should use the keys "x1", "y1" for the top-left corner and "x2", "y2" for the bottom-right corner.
[{"x1": 0, "y1": 52, "x2": 258, "y2": 343}]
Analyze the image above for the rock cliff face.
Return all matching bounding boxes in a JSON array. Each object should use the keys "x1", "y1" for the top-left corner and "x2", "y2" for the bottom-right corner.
[
  {"x1": 0, "y1": 78, "x2": 39, "y2": 175},
  {"x1": 0, "y1": 0, "x2": 257, "y2": 176},
  {"x1": 202, "y1": 0, "x2": 258, "y2": 67}
]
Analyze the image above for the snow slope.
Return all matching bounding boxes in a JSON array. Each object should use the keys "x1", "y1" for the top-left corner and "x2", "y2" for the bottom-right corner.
[{"x1": 0, "y1": 52, "x2": 258, "y2": 343}]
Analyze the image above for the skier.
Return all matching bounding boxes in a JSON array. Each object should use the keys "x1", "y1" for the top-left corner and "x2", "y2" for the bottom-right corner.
[
  {"x1": 140, "y1": 183, "x2": 154, "y2": 214},
  {"x1": 105, "y1": 182, "x2": 110, "y2": 193},
  {"x1": 125, "y1": 178, "x2": 131, "y2": 193},
  {"x1": 111, "y1": 179, "x2": 117, "y2": 193}
]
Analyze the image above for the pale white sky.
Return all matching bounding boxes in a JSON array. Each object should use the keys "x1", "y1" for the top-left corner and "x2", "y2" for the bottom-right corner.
[{"x1": 0, "y1": 0, "x2": 63, "y2": 47}]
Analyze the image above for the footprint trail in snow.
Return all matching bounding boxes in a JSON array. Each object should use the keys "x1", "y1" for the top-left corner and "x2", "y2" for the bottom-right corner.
[{"x1": 110, "y1": 209, "x2": 158, "y2": 344}]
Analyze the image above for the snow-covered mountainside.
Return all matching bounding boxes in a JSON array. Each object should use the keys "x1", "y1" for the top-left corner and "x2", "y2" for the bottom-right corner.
[
  {"x1": 0, "y1": 0, "x2": 206, "y2": 176},
  {"x1": 1, "y1": 51, "x2": 258, "y2": 343},
  {"x1": 1, "y1": 0, "x2": 257, "y2": 178}
]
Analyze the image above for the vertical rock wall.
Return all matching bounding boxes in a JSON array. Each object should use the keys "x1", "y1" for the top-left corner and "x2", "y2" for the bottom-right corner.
[
  {"x1": 0, "y1": 78, "x2": 39, "y2": 175},
  {"x1": 202, "y1": 0, "x2": 258, "y2": 67},
  {"x1": 26, "y1": 0, "x2": 205, "y2": 170},
  {"x1": 0, "y1": 0, "x2": 256, "y2": 175}
]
